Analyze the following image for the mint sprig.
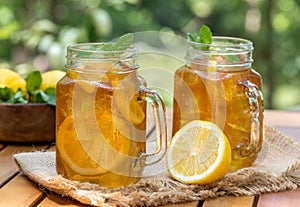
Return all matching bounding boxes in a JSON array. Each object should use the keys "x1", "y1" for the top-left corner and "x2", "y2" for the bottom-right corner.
[
  {"x1": 188, "y1": 25, "x2": 240, "y2": 63},
  {"x1": 76, "y1": 33, "x2": 134, "y2": 59},
  {"x1": 199, "y1": 25, "x2": 212, "y2": 49},
  {"x1": 187, "y1": 32, "x2": 197, "y2": 42},
  {"x1": 101, "y1": 33, "x2": 133, "y2": 51},
  {"x1": 187, "y1": 24, "x2": 212, "y2": 50},
  {"x1": 225, "y1": 55, "x2": 240, "y2": 62}
]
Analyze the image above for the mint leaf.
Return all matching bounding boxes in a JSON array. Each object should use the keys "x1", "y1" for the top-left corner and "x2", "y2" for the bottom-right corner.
[
  {"x1": 0, "y1": 87, "x2": 14, "y2": 102},
  {"x1": 114, "y1": 33, "x2": 133, "y2": 51},
  {"x1": 28, "y1": 88, "x2": 56, "y2": 105},
  {"x1": 77, "y1": 34, "x2": 134, "y2": 59},
  {"x1": 199, "y1": 24, "x2": 212, "y2": 50},
  {"x1": 101, "y1": 42, "x2": 116, "y2": 51},
  {"x1": 187, "y1": 32, "x2": 197, "y2": 42},
  {"x1": 26, "y1": 71, "x2": 42, "y2": 92},
  {"x1": 30, "y1": 90, "x2": 44, "y2": 103},
  {"x1": 225, "y1": 55, "x2": 240, "y2": 62},
  {"x1": 199, "y1": 25, "x2": 212, "y2": 44},
  {"x1": 187, "y1": 25, "x2": 212, "y2": 50},
  {"x1": 101, "y1": 33, "x2": 133, "y2": 51},
  {"x1": 13, "y1": 89, "x2": 28, "y2": 103},
  {"x1": 0, "y1": 87, "x2": 28, "y2": 103},
  {"x1": 44, "y1": 87, "x2": 56, "y2": 106}
]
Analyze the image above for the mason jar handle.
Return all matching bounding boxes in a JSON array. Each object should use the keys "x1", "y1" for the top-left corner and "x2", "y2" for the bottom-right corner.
[
  {"x1": 141, "y1": 88, "x2": 168, "y2": 166},
  {"x1": 240, "y1": 80, "x2": 264, "y2": 154}
]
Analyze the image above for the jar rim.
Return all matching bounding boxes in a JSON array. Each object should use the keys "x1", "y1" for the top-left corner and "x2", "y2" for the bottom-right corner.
[
  {"x1": 186, "y1": 36, "x2": 254, "y2": 70},
  {"x1": 187, "y1": 36, "x2": 253, "y2": 50},
  {"x1": 65, "y1": 43, "x2": 138, "y2": 72},
  {"x1": 67, "y1": 43, "x2": 137, "y2": 54},
  {"x1": 66, "y1": 43, "x2": 138, "y2": 63}
]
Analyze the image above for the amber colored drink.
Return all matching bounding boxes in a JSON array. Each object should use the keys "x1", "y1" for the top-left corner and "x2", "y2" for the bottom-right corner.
[
  {"x1": 56, "y1": 68, "x2": 147, "y2": 188},
  {"x1": 56, "y1": 44, "x2": 167, "y2": 188},
  {"x1": 172, "y1": 37, "x2": 264, "y2": 171}
]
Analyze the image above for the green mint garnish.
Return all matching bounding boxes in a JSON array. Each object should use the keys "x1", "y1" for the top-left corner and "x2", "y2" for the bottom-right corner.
[
  {"x1": 187, "y1": 32, "x2": 197, "y2": 42},
  {"x1": 187, "y1": 24, "x2": 212, "y2": 50},
  {"x1": 188, "y1": 25, "x2": 240, "y2": 63},
  {"x1": 199, "y1": 24, "x2": 212, "y2": 49},
  {"x1": 76, "y1": 33, "x2": 134, "y2": 59},
  {"x1": 225, "y1": 55, "x2": 240, "y2": 62},
  {"x1": 101, "y1": 33, "x2": 133, "y2": 51}
]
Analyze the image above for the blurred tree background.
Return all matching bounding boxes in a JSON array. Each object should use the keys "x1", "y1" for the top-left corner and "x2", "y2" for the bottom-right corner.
[{"x1": 0, "y1": 0, "x2": 300, "y2": 109}]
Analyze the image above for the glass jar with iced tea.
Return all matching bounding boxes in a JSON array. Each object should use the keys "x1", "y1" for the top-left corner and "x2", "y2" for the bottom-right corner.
[
  {"x1": 56, "y1": 43, "x2": 167, "y2": 188},
  {"x1": 172, "y1": 37, "x2": 264, "y2": 171}
]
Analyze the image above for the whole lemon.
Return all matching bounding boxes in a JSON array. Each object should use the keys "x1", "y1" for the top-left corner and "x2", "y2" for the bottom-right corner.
[
  {"x1": 40, "y1": 70, "x2": 66, "y2": 90},
  {"x1": 0, "y1": 68, "x2": 26, "y2": 92}
]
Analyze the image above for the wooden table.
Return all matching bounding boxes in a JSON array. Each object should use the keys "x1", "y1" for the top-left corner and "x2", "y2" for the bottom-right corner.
[{"x1": 1, "y1": 110, "x2": 300, "y2": 207}]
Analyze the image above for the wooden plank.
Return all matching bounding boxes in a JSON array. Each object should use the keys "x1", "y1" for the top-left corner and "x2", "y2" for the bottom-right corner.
[
  {"x1": 257, "y1": 188, "x2": 300, "y2": 207},
  {"x1": 162, "y1": 201, "x2": 199, "y2": 207},
  {"x1": 37, "y1": 191, "x2": 85, "y2": 207},
  {"x1": 0, "y1": 174, "x2": 44, "y2": 206},
  {"x1": 48, "y1": 145, "x2": 56, "y2": 151},
  {"x1": 38, "y1": 193, "x2": 199, "y2": 207},
  {"x1": 0, "y1": 145, "x2": 48, "y2": 186},
  {"x1": 264, "y1": 110, "x2": 300, "y2": 143},
  {"x1": 275, "y1": 127, "x2": 300, "y2": 143},
  {"x1": 202, "y1": 196, "x2": 255, "y2": 207},
  {"x1": 265, "y1": 110, "x2": 300, "y2": 128}
]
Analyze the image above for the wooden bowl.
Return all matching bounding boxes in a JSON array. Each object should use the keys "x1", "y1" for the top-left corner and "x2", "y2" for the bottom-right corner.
[{"x1": 0, "y1": 103, "x2": 55, "y2": 143}]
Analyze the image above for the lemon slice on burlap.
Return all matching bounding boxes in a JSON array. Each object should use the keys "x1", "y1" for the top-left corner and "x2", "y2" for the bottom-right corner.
[{"x1": 166, "y1": 120, "x2": 231, "y2": 184}]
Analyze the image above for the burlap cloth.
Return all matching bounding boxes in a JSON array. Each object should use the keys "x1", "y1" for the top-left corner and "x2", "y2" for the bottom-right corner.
[{"x1": 14, "y1": 125, "x2": 300, "y2": 207}]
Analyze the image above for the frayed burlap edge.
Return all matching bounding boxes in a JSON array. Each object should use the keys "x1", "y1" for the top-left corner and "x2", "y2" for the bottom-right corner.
[{"x1": 14, "y1": 125, "x2": 300, "y2": 207}]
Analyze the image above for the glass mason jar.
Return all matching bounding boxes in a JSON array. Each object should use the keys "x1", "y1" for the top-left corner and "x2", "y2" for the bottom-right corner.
[
  {"x1": 172, "y1": 37, "x2": 264, "y2": 171},
  {"x1": 56, "y1": 43, "x2": 167, "y2": 188}
]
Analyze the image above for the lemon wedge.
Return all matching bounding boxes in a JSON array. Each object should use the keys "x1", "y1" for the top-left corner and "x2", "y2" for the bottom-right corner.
[{"x1": 167, "y1": 120, "x2": 231, "y2": 184}]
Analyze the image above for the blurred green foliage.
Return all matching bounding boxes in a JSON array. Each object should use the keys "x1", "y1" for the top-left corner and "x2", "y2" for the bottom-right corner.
[{"x1": 0, "y1": 0, "x2": 300, "y2": 109}]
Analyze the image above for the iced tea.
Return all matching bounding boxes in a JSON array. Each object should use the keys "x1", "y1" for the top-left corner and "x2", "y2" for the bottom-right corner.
[
  {"x1": 56, "y1": 44, "x2": 167, "y2": 188},
  {"x1": 172, "y1": 37, "x2": 264, "y2": 170}
]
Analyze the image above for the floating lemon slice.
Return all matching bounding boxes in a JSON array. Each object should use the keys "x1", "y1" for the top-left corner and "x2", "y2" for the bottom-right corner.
[
  {"x1": 56, "y1": 111, "x2": 140, "y2": 177},
  {"x1": 112, "y1": 81, "x2": 145, "y2": 126},
  {"x1": 56, "y1": 115, "x2": 107, "y2": 176},
  {"x1": 166, "y1": 120, "x2": 231, "y2": 184}
]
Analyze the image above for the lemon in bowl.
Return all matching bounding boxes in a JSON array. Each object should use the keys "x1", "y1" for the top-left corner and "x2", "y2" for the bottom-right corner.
[
  {"x1": 40, "y1": 70, "x2": 66, "y2": 90},
  {"x1": 0, "y1": 69, "x2": 65, "y2": 143},
  {"x1": 0, "y1": 68, "x2": 26, "y2": 92}
]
